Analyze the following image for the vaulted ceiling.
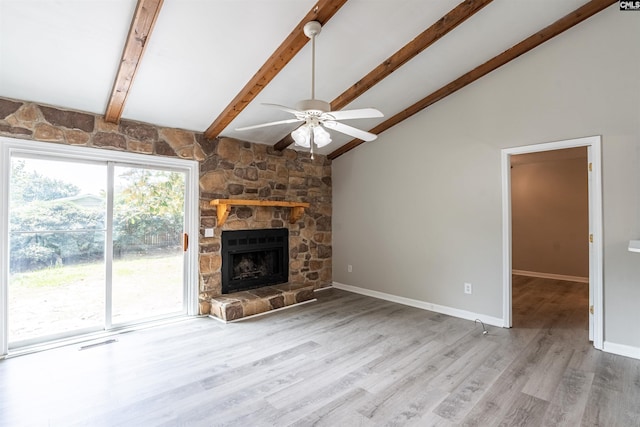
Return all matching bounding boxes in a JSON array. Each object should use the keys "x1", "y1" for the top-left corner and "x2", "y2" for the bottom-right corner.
[{"x1": 0, "y1": 0, "x2": 615, "y2": 158}]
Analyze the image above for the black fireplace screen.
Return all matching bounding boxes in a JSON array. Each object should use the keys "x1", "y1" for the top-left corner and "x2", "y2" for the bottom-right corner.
[{"x1": 221, "y1": 228, "x2": 288, "y2": 294}]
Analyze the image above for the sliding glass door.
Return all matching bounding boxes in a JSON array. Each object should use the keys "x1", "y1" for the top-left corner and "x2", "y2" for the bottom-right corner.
[
  {"x1": 0, "y1": 140, "x2": 198, "y2": 353},
  {"x1": 110, "y1": 165, "x2": 186, "y2": 325}
]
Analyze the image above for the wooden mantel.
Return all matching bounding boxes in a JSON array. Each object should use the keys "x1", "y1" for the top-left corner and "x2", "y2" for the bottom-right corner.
[{"x1": 210, "y1": 199, "x2": 310, "y2": 226}]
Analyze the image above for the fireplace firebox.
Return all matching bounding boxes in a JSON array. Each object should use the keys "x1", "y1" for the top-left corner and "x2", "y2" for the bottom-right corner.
[{"x1": 221, "y1": 228, "x2": 289, "y2": 294}]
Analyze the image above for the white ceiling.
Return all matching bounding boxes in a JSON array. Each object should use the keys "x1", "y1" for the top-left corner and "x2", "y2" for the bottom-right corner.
[{"x1": 0, "y1": 0, "x2": 592, "y2": 155}]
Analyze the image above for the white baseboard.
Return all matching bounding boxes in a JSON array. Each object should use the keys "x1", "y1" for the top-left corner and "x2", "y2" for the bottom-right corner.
[
  {"x1": 332, "y1": 282, "x2": 505, "y2": 328},
  {"x1": 512, "y1": 269, "x2": 589, "y2": 284},
  {"x1": 603, "y1": 341, "x2": 640, "y2": 360}
]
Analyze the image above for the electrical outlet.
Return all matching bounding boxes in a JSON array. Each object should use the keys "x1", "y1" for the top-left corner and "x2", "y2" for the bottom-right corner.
[
  {"x1": 464, "y1": 282, "x2": 472, "y2": 294},
  {"x1": 204, "y1": 228, "x2": 214, "y2": 238},
  {"x1": 347, "y1": 264, "x2": 353, "y2": 273}
]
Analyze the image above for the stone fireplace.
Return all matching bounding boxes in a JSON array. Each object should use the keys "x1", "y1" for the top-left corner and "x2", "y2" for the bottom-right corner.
[
  {"x1": 221, "y1": 228, "x2": 289, "y2": 294},
  {"x1": 199, "y1": 137, "x2": 332, "y2": 319}
]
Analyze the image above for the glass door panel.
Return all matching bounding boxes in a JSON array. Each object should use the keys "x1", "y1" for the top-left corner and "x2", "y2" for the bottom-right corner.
[
  {"x1": 8, "y1": 157, "x2": 106, "y2": 346},
  {"x1": 111, "y1": 166, "x2": 186, "y2": 325}
]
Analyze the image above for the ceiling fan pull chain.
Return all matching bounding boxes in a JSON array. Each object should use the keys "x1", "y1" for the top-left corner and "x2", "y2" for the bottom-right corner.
[{"x1": 310, "y1": 128, "x2": 315, "y2": 159}]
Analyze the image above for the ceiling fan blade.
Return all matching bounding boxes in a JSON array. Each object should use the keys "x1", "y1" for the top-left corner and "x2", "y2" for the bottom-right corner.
[
  {"x1": 261, "y1": 103, "x2": 304, "y2": 117},
  {"x1": 322, "y1": 108, "x2": 383, "y2": 121},
  {"x1": 323, "y1": 121, "x2": 378, "y2": 142},
  {"x1": 236, "y1": 118, "x2": 303, "y2": 131}
]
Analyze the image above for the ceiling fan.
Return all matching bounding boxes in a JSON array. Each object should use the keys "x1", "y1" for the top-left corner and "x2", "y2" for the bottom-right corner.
[{"x1": 236, "y1": 21, "x2": 383, "y2": 158}]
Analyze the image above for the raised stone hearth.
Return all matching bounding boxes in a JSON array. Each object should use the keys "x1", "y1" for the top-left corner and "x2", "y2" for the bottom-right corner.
[{"x1": 210, "y1": 283, "x2": 315, "y2": 322}]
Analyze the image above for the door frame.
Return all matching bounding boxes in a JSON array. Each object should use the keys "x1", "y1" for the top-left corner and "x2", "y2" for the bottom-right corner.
[
  {"x1": 0, "y1": 137, "x2": 200, "y2": 357},
  {"x1": 501, "y1": 135, "x2": 603, "y2": 349}
]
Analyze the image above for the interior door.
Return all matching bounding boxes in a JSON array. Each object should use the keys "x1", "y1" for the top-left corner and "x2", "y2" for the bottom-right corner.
[{"x1": 587, "y1": 146, "x2": 594, "y2": 341}]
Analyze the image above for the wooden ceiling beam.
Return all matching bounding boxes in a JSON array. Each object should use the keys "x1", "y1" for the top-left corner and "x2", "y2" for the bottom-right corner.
[
  {"x1": 274, "y1": 0, "x2": 494, "y2": 151},
  {"x1": 328, "y1": 0, "x2": 617, "y2": 160},
  {"x1": 203, "y1": 0, "x2": 349, "y2": 140},
  {"x1": 105, "y1": 0, "x2": 164, "y2": 123}
]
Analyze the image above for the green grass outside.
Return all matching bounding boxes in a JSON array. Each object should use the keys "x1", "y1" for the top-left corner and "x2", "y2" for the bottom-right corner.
[
  {"x1": 8, "y1": 252, "x2": 185, "y2": 344},
  {"x1": 10, "y1": 263, "x2": 103, "y2": 288},
  {"x1": 10, "y1": 253, "x2": 182, "y2": 289}
]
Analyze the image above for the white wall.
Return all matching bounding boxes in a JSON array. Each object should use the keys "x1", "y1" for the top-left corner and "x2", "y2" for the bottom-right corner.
[{"x1": 332, "y1": 6, "x2": 640, "y2": 349}]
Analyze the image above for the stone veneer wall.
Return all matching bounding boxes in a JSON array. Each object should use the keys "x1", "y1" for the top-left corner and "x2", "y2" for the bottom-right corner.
[{"x1": 0, "y1": 97, "x2": 332, "y2": 315}]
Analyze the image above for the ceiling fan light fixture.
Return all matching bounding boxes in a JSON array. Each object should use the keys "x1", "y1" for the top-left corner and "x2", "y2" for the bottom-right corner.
[
  {"x1": 291, "y1": 125, "x2": 310, "y2": 147},
  {"x1": 291, "y1": 124, "x2": 332, "y2": 148},
  {"x1": 313, "y1": 125, "x2": 332, "y2": 147}
]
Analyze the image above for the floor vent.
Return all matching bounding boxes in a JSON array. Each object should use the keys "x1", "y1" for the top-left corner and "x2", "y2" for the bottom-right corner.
[{"x1": 79, "y1": 338, "x2": 118, "y2": 351}]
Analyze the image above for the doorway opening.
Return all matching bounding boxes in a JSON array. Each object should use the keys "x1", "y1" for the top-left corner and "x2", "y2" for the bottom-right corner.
[{"x1": 501, "y1": 136, "x2": 603, "y2": 349}]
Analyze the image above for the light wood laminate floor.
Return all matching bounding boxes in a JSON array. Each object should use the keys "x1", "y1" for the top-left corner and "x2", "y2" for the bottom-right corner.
[{"x1": 1, "y1": 277, "x2": 639, "y2": 426}]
